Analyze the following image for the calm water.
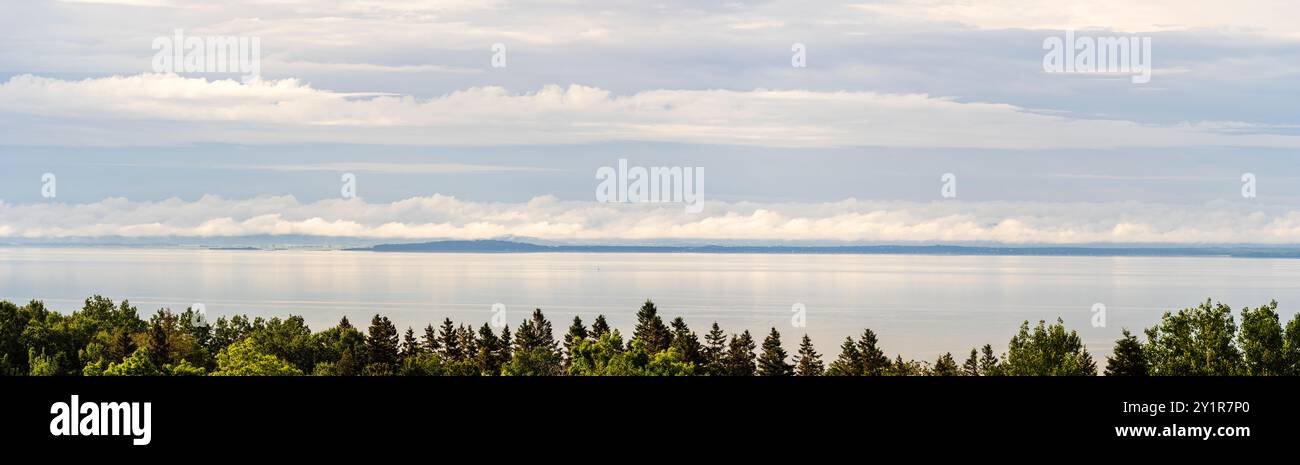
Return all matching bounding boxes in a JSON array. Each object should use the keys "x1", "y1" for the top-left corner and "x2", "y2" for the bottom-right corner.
[{"x1": 3, "y1": 247, "x2": 1299, "y2": 360}]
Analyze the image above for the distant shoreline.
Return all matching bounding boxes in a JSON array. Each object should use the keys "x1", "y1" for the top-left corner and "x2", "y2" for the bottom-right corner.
[{"x1": 346, "y1": 240, "x2": 1300, "y2": 258}]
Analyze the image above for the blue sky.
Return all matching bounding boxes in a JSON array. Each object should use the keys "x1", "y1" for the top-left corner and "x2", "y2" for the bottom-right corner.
[{"x1": 1, "y1": 0, "x2": 1299, "y2": 244}]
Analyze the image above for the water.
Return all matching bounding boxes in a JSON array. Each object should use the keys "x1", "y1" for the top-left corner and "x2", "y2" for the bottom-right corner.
[{"x1": 2, "y1": 247, "x2": 1298, "y2": 361}]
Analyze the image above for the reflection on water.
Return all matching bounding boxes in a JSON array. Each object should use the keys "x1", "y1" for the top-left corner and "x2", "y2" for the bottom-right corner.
[{"x1": 2, "y1": 247, "x2": 1298, "y2": 359}]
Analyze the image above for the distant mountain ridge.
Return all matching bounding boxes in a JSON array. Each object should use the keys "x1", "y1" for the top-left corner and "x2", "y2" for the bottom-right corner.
[{"x1": 352, "y1": 240, "x2": 1300, "y2": 258}]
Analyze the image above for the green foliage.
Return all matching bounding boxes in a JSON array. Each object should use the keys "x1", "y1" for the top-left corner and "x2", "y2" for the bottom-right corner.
[
  {"x1": 757, "y1": 328, "x2": 793, "y2": 376},
  {"x1": 1238, "y1": 301, "x2": 1285, "y2": 376},
  {"x1": 794, "y1": 335, "x2": 824, "y2": 376},
  {"x1": 931, "y1": 353, "x2": 960, "y2": 376},
  {"x1": 102, "y1": 347, "x2": 162, "y2": 376},
  {"x1": 210, "y1": 338, "x2": 303, "y2": 376},
  {"x1": 1104, "y1": 329, "x2": 1148, "y2": 376},
  {"x1": 1144, "y1": 300, "x2": 1240, "y2": 376},
  {"x1": 5, "y1": 295, "x2": 1298, "y2": 377},
  {"x1": 631, "y1": 300, "x2": 672, "y2": 354},
  {"x1": 723, "y1": 330, "x2": 756, "y2": 376},
  {"x1": 1002, "y1": 319, "x2": 1097, "y2": 376}
]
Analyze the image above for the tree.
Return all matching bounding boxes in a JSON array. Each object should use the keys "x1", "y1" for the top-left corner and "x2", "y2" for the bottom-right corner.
[
  {"x1": 365, "y1": 314, "x2": 400, "y2": 371},
  {"x1": 702, "y1": 322, "x2": 728, "y2": 376},
  {"x1": 856, "y1": 329, "x2": 890, "y2": 376},
  {"x1": 590, "y1": 315, "x2": 611, "y2": 338},
  {"x1": 1286, "y1": 314, "x2": 1300, "y2": 376},
  {"x1": 826, "y1": 337, "x2": 861, "y2": 376},
  {"x1": 1105, "y1": 329, "x2": 1148, "y2": 376},
  {"x1": 475, "y1": 323, "x2": 503, "y2": 375},
  {"x1": 668, "y1": 317, "x2": 703, "y2": 369},
  {"x1": 723, "y1": 330, "x2": 757, "y2": 376},
  {"x1": 1238, "y1": 301, "x2": 1285, "y2": 376},
  {"x1": 757, "y1": 328, "x2": 793, "y2": 376},
  {"x1": 563, "y1": 316, "x2": 588, "y2": 367},
  {"x1": 1144, "y1": 300, "x2": 1239, "y2": 376},
  {"x1": 978, "y1": 344, "x2": 1001, "y2": 376},
  {"x1": 962, "y1": 349, "x2": 979, "y2": 376},
  {"x1": 504, "y1": 309, "x2": 562, "y2": 376},
  {"x1": 422, "y1": 324, "x2": 441, "y2": 353},
  {"x1": 1002, "y1": 319, "x2": 1097, "y2": 376},
  {"x1": 401, "y1": 327, "x2": 422, "y2": 357},
  {"x1": 437, "y1": 318, "x2": 460, "y2": 360},
  {"x1": 210, "y1": 338, "x2": 302, "y2": 376},
  {"x1": 794, "y1": 335, "x2": 824, "y2": 376},
  {"x1": 932, "y1": 352, "x2": 960, "y2": 376},
  {"x1": 631, "y1": 300, "x2": 672, "y2": 354}
]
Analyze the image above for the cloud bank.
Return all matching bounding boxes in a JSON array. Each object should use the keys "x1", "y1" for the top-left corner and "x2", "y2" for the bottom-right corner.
[
  {"x1": 3, "y1": 73, "x2": 1298, "y2": 149},
  {"x1": 3, "y1": 195, "x2": 1298, "y2": 244}
]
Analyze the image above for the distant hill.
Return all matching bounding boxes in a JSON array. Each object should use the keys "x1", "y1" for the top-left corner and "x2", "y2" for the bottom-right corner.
[{"x1": 351, "y1": 240, "x2": 1300, "y2": 258}]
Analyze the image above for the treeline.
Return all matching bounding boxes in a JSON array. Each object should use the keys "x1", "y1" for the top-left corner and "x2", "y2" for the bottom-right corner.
[{"x1": 1, "y1": 297, "x2": 1297, "y2": 376}]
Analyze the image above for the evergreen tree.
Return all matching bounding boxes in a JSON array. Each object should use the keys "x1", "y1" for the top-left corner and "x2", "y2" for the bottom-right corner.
[
  {"x1": 794, "y1": 335, "x2": 824, "y2": 376},
  {"x1": 505, "y1": 309, "x2": 562, "y2": 376},
  {"x1": 422, "y1": 324, "x2": 441, "y2": 353},
  {"x1": 978, "y1": 344, "x2": 1000, "y2": 376},
  {"x1": 856, "y1": 329, "x2": 890, "y2": 376},
  {"x1": 590, "y1": 315, "x2": 611, "y2": 338},
  {"x1": 563, "y1": 316, "x2": 588, "y2": 366},
  {"x1": 932, "y1": 352, "x2": 960, "y2": 376},
  {"x1": 962, "y1": 348, "x2": 979, "y2": 376},
  {"x1": 437, "y1": 318, "x2": 460, "y2": 360},
  {"x1": 365, "y1": 314, "x2": 399, "y2": 369},
  {"x1": 702, "y1": 322, "x2": 728, "y2": 376},
  {"x1": 723, "y1": 330, "x2": 757, "y2": 376},
  {"x1": 456, "y1": 324, "x2": 477, "y2": 361},
  {"x1": 401, "y1": 327, "x2": 421, "y2": 357},
  {"x1": 757, "y1": 328, "x2": 793, "y2": 376},
  {"x1": 499, "y1": 325, "x2": 512, "y2": 363},
  {"x1": 826, "y1": 337, "x2": 861, "y2": 376},
  {"x1": 631, "y1": 300, "x2": 672, "y2": 353},
  {"x1": 1105, "y1": 329, "x2": 1148, "y2": 376},
  {"x1": 668, "y1": 317, "x2": 703, "y2": 368},
  {"x1": 475, "y1": 323, "x2": 502, "y2": 375}
]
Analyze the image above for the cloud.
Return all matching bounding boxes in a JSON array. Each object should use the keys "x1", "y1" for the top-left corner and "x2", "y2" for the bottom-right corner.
[
  {"x1": 3, "y1": 194, "x2": 1298, "y2": 244},
  {"x1": 3, "y1": 73, "x2": 1300, "y2": 149}
]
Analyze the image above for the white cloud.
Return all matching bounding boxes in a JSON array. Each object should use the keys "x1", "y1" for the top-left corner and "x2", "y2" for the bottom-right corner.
[
  {"x1": 3, "y1": 195, "x2": 1298, "y2": 244},
  {"x1": 3, "y1": 73, "x2": 1299, "y2": 149}
]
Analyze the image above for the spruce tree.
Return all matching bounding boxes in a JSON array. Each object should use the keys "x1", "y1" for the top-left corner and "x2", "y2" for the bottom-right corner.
[
  {"x1": 978, "y1": 344, "x2": 1000, "y2": 376},
  {"x1": 563, "y1": 316, "x2": 588, "y2": 367},
  {"x1": 724, "y1": 330, "x2": 757, "y2": 376},
  {"x1": 932, "y1": 352, "x2": 960, "y2": 376},
  {"x1": 422, "y1": 323, "x2": 441, "y2": 353},
  {"x1": 856, "y1": 329, "x2": 890, "y2": 376},
  {"x1": 826, "y1": 337, "x2": 861, "y2": 376},
  {"x1": 962, "y1": 348, "x2": 979, "y2": 376},
  {"x1": 669, "y1": 317, "x2": 703, "y2": 368},
  {"x1": 401, "y1": 327, "x2": 421, "y2": 357},
  {"x1": 757, "y1": 328, "x2": 793, "y2": 376},
  {"x1": 476, "y1": 323, "x2": 502, "y2": 374},
  {"x1": 792, "y1": 334, "x2": 823, "y2": 376},
  {"x1": 438, "y1": 318, "x2": 460, "y2": 360},
  {"x1": 590, "y1": 315, "x2": 611, "y2": 338},
  {"x1": 702, "y1": 322, "x2": 728, "y2": 376},
  {"x1": 365, "y1": 314, "x2": 399, "y2": 369},
  {"x1": 1105, "y1": 329, "x2": 1148, "y2": 376},
  {"x1": 632, "y1": 300, "x2": 672, "y2": 353}
]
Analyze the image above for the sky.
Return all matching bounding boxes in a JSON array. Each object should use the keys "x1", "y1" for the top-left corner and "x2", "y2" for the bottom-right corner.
[{"x1": 1, "y1": 0, "x2": 1299, "y2": 244}]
